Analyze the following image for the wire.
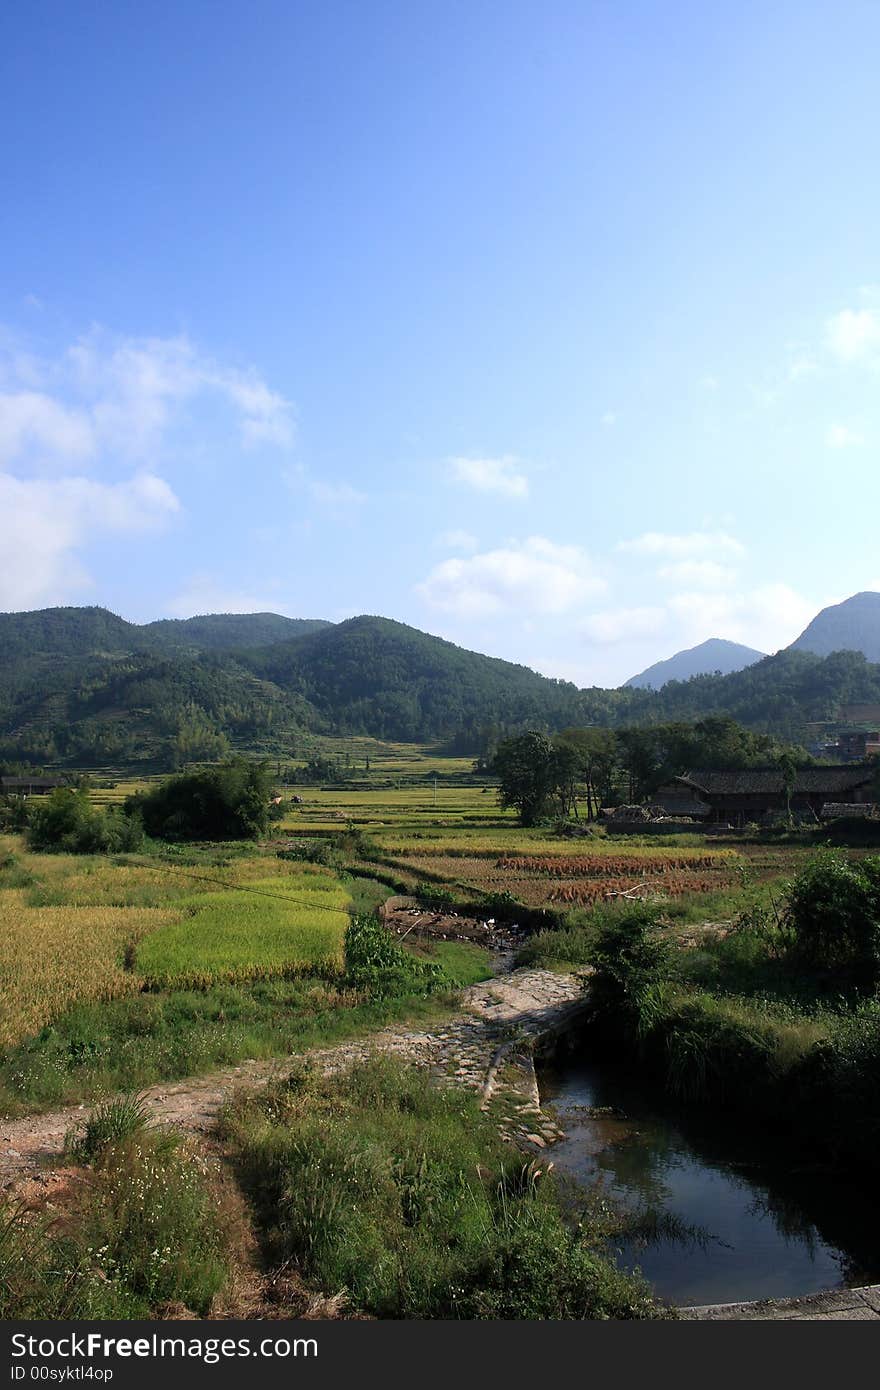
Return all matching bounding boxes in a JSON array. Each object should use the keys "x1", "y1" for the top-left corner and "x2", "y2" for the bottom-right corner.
[{"x1": 123, "y1": 854, "x2": 354, "y2": 916}]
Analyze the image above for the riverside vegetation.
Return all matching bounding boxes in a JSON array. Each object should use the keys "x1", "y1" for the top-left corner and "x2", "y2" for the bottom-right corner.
[{"x1": 2, "y1": 751, "x2": 879, "y2": 1318}]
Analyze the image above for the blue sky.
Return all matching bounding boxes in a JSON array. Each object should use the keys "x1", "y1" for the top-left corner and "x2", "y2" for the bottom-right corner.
[{"x1": 2, "y1": 1, "x2": 880, "y2": 686}]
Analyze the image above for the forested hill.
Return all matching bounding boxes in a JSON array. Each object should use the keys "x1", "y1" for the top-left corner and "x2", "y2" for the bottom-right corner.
[
  {"x1": 239, "y1": 615, "x2": 587, "y2": 741},
  {"x1": 3, "y1": 607, "x2": 880, "y2": 767},
  {"x1": 0, "y1": 606, "x2": 330, "y2": 663}
]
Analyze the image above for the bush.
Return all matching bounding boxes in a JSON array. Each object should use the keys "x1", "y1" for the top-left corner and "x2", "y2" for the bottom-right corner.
[
  {"x1": 588, "y1": 904, "x2": 673, "y2": 1017},
  {"x1": 784, "y1": 850, "x2": 880, "y2": 987},
  {"x1": 26, "y1": 789, "x2": 144, "y2": 854},
  {"x1": 416, "y1": 881, "x2": 456, "y2": 907},
  {"x1": 344, "y1": 915, "x2": 444, "y2": 997},
  {"x1": 127, "y1": 760, "x2": 273, "y2": 842}
]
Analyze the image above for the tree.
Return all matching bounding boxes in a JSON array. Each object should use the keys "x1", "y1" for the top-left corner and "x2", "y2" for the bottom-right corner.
[
  {"x1": 127, "y1": 759, "x2": 274, "y2": 841},
  {"x1": 26, "y1": 788, "x2": 144, "y2": 854},
  {"x1": 777, "y1": 751, "x2": 798, "y2": 824},
  {"x1": 491, "y1": 731, "x2": 556, "y2": 826},
  {"x1": 785, "y1": 851, "x2": 880, "y2": 987},
  {"x1": 556, "y1": 728, "x2": 618, "y2": 818}
]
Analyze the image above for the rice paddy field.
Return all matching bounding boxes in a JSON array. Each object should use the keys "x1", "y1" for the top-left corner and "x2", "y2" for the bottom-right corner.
[
  {"x1": 0, "y1": 836, "x2": 351, "y2": 1048},
  {"x1": 1, "y1": 744, "x2": 817, "y2": 1077}
]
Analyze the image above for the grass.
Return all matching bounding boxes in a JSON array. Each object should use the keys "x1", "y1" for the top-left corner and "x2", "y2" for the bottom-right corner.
[
  {"x1": 0, "y1": 975, "x2": 466, "y2": 1114},
  {"x1": 218, "y1": 1056, "x2": 667, "y2": 1319},
  {"x1": 135, "y1": 872, "x2": 350, "y2": 989},
  {"x1": 409, "y1": 939, "x2": 494, "y2": 986},
  {"x1": 580, "y1": 890, "x2": 880, "y2": 1172},
  {"x1": 0, "y1": 1128, "x2": 234, "y2": 1318}
]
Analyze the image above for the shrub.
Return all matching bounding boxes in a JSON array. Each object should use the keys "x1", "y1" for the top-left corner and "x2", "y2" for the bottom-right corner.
[
  {"x1": 416, "y1": 881, "x2": 456, "y2": 907},
  {"x1": 277, "y1": 838, "x2": 338, "y2": 866},
  {"x1": 344, "y1": 915, "x2": 444, "y2": 997},
  {"x1": 127, "y1": 760, "x2": 273, "y2": 842},
  {"x1": 784, "y1": 850, "x2": 880, "y2": 986},
  {"x1": 588, "y1": 903, "x2": 673, "y2": 1017},
  {"x1": 26, "y1": 790, "x2": 144, "y2": 854}
]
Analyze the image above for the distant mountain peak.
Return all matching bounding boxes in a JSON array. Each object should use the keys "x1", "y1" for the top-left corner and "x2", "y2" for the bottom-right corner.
[
  {"x1": 790, "y1": 591, "x2": 880, "y2": 663},
  {"x1": 624, "y1": 637, "x2": 766, "y2": 690}
]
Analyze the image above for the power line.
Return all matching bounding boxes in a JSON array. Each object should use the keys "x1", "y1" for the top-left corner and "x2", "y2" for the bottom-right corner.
[{"x1": 127, "y1": 855, "x2": 354, "y2": 916}]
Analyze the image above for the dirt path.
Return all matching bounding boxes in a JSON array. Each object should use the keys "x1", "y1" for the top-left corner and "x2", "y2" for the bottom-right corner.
[{"x1": 1, "y1": 967, "x2": 587, "y2": 1193}]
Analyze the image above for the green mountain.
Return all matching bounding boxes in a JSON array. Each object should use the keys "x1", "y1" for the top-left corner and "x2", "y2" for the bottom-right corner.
[
  {"x1": 4, "y1": 602, "x2": 880, "y2": 767},
  {"x1": 625, "y1": 637, "x2": 766, "y2": 689},
  {"x1": 240, "y1": 615, "x2": 586, "y2": 742},
  {"x1": 790, "y1": 591, "x2": 880, "y2": 663}
]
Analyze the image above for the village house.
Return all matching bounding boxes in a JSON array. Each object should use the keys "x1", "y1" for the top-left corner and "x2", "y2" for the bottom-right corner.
[
  {"x1": 655, "y1": 765, "x2": 878, "y2": 826},
  {"x1": 0, "y1": 775, "x2": 65, "y2": 796},
  {"x1": 837, "y1": 729, "x2": 880, "y2": 761}
]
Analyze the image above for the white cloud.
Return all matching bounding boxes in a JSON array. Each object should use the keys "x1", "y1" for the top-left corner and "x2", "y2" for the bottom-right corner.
[
  {"x1": 826, "y1": 423, "x2": 864, "y2": 449},
  {"x1": 417, "y1": 536, "x2": 604, "y2": 618},
  {"x1": 788, "y1": 356, "x2": 819, "y2": 381},
  {"x1": 0, "y1": 391, "x2": 94, "y2": 462},
  {"x1": 436, "y1": 528, "x2": 478, "y2": 552},
  {"x1": 618, "y1": 530, "x2": 745, "y2": 560},
  {"x1": 449, "y1": 454, "x2": 529, "y2": 499},
  {"x1": 826, "y1": 307, "x2": 880, "y2": 362},
  {"x1": 165, "y1": 573, "x2": 283, "y2": 617},
  {"x1": 0, "y1": 471, "x2": 179, "y2": 610},
  {"x1": 657, "y1": 560, "x2": 738, "y2": 588},
  {"x1": 667, "y1": 583, "x2": 815, "y2": 653},
  {"x1": 309, "y1": 480, "x2": 367, "y2": 507},
  {"x1": 579, "y1": 606, "x2": 667, "y2": 645},
  {"x1": 0, "y1": 328, "x2": 295, "y2": 469}
]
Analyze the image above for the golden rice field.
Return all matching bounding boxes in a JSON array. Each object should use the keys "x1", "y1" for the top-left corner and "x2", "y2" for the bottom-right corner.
[
  {"x1": 0, "y1": 836, "x2": 351, "y2": 1047},
  {"x1": 0, "y1": 889, "x2": 181, "y2": 1048}
]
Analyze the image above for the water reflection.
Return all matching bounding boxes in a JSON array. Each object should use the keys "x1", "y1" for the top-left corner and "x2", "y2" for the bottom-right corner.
[{"x1": 538, "y1": 1056, "x2": 880, "y2": 1305}]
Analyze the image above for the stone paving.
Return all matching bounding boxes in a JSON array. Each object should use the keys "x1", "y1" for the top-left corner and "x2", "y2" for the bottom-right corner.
[{"x1": 682, "y1": 1284, "x2": 880, "y2": 1320}]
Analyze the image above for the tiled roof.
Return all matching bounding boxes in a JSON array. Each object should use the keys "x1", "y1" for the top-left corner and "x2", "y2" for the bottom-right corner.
[{"x1": 677, "y1": 766, "x2": 876, "y2": 796}]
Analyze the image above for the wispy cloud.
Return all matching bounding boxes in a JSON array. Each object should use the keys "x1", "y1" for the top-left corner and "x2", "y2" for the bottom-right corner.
[
  {"x1": 618, "y1": 530, "x2": 745, "y2": 560},
  {"x1": 579, "y1": 606, "x2": 667, "y2": 645},
  {"x1": 826, "y1": 423, "x2": 864, "y2": 449},
  {"x1": 436, "y1": 528, "x2": 479, "y2": 552},
  {"x1": 657, "y1": 560, "x2": 738, "y2": 588},
  {"x1": 0, "y1": 327, "x2": 296, "y2": 465},
  {"x1": 417, "y1": 536, "x2": 604, "y2": 618},
  {"x1": 0, "y1": 471, "x2": 179, "y2": 610},
  {"x1": 826, "y1": 306, "x2": 880, "y2": 362},
  {"x1": 309, "y1": 480, "x2": 367, "y2": 507},
  {"x1": 449, "y1": 454, "x2": 529, "y2": 499},
  {"x1": 165, "y1": 573, "x2": 283, "y2": 617}
]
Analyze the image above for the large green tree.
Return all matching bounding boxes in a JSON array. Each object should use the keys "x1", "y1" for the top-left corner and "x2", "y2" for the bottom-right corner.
[{"x1": 491, "y1": 731, "x2": 557, "y2": 826}]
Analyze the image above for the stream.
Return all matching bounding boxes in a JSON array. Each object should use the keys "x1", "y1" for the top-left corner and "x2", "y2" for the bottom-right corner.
[{"x1": 538, "y1": 1053, "x2": 880, "y2": 1306}]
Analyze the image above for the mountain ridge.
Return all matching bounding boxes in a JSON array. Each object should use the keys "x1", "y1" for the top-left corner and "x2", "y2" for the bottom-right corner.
[
  {"x1": 625, "y1": 637, "x2": 767, "y2": 689},
  {"x1": 790, "y1": 591, "x2": 880, "y2": 663},
  {"x1": 2, "y1": 600, "x2": 880, "y2": 765}
]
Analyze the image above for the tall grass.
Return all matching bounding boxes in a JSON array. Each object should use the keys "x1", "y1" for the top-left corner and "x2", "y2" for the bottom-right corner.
[
  {"x1": 220, "y1": 1058, "x2": 667, "y2": 1319},
  {"x1": 0, "y1": 1129, "x2": 233, "y2": 1318}
]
